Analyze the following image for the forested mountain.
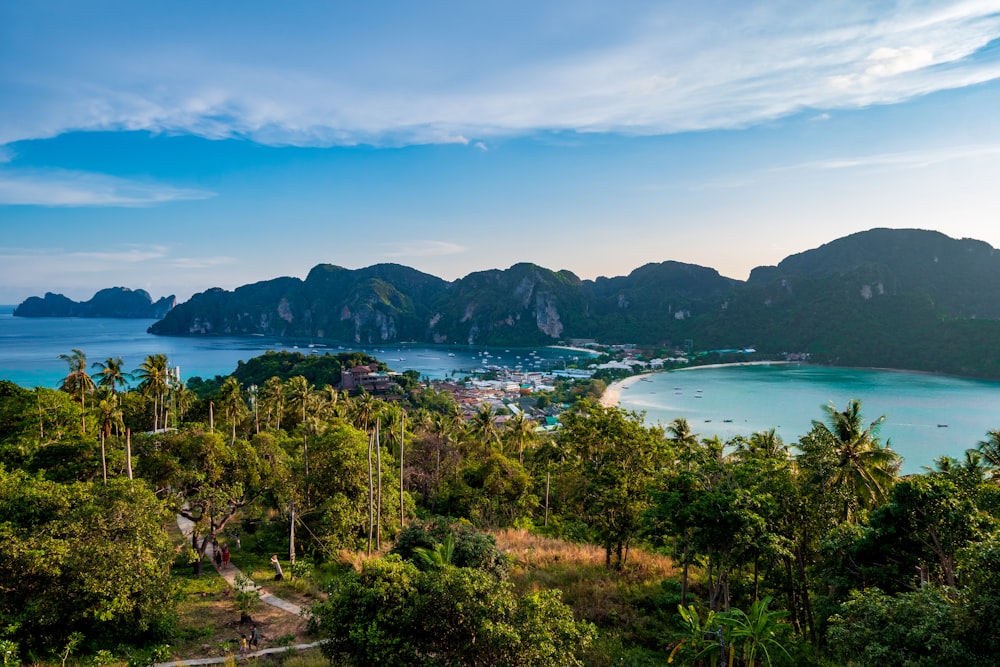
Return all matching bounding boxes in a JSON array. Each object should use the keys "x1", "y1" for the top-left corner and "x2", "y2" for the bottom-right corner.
[
  {"x1": 148, "y1": 228, "x2": 1000, "y2": 377},
  {"x1": 14, "y1": 287, "x2": 175, "y2": 318}
]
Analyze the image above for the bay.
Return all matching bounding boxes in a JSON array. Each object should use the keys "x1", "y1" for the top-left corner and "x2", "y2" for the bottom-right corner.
[
  {"x1": 0, "y1": 308, "x2": 585, "y2": 389},
  {"x1": 616, "y1": 363, "x2": 1000, "y2": 474}
]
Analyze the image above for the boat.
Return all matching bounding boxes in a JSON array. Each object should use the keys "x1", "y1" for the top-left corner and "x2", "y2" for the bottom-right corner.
[{"x1": 937, "y1": 423, "x2": 949, "y2": 428}]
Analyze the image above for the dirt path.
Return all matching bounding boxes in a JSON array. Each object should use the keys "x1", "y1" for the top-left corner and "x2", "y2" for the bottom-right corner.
[{"x1": 154, "y1": 516, "x2": 321, "y2": 667}]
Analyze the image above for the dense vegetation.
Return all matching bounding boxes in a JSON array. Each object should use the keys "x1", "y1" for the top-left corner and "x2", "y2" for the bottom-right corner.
[
  {"x1": 4, "y1": 346, "x2": 1000, "y2": 665},
  {"x1": 147, "y1": 229, "x2": 1000, "y2": 378}
]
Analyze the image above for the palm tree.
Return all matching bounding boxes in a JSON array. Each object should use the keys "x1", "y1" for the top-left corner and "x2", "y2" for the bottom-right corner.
[
  {"x1": 94, "y1": 387, "x2": 123, "y2": 483},
  {"x1": 58, "y1": 348, "x2": 95, "y2": 433},
  {"x1": 287, "y1": 375, "x2": 314, "y2": 479},
  {"x1": 503, "y1": 412, "x2": 536, "y2": 464},
  {"x1": 260, "y1": 376, "x2": 285, "y2": 431},
  {"x1": 812, "y1": 399, "x2": 900, "y2": 522},
  {"x1": 976, "y1": 429, "x2": 1000, "y2": 472},
  {"x1": 136, "y1": 354, "x2": 170, "y2": 431},
  {"x1": 92, "y1": 356, "x2": 131, "y2": 395},
  {"x1": 217, "y1": 376, "x2": 248, "y2": 445},
  {"x1": 468, "y1": 404, "x2": 500, "y2": 459}
]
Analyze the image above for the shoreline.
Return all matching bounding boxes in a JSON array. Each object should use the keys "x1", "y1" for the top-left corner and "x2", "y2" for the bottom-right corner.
[{"x1": 599, "y1": 361, "x2": 794, "y2": 408}]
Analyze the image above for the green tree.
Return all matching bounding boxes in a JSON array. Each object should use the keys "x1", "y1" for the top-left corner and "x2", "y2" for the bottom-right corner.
[
  {"x1": 91, "y1": 356, "x2": 131, "y2": 396},
  {"x1": 559, "y1": 402, "x2": 665, "y2": 569},
  {"x1": 136, "y1": 354, "x2": 171, "y2": 432},
  {"x1": 799, "y1": 399, "x2": 900, "y2": 523},
  {"x1": 312, "y1": 555, "x2": 594, "y2": 666},
  {"x1": 216, "y1": 376, "x2": 248, "y2": 445},
  {"x1": 58, "y1": 348, "x2": 95, "y2": 433},
  {"x1": 0, "y1": 472, "x2": 175, "y2": 654}
]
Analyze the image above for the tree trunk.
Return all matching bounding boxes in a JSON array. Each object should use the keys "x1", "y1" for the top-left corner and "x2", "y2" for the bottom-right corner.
[
  {"x1": 289, "y1": 498, "x2": 296, "y2": 565},
  {"x1": 544, "y1": 469, "x2": 550, "y2": 527},
  {"x1": 367, "y1": 430, "x2": 374, "y2": 557},
  {"x1": 100, "y1": 430, "x2": 107, "y2": 484},
  {"x1": 399, "y1": 412, "x2": 406, "y2": 530},
  {"x1": 376, "y1": 418, "x2": 382, "y2": 552},
  {"x1": 209, "y1": 401, "x2": 214, "y2": 433},
  {"x1": 126, "y1": 429, "x2": 133, "y2": 480},
  {"x1": 681, "y1": 539, "x2": 690, "y2": 606}
]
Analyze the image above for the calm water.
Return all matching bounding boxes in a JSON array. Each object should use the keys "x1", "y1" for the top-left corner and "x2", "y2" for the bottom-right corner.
[
  {"x1": 0, "y1": 308, "x2": 585, "y2": 388},
  {"x1": 617, "y1": 363, "x2": 1000, "y2": 474}
]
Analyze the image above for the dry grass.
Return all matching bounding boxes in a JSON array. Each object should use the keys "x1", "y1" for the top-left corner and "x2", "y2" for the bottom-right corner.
[
  {"x1": 494, "y1": 528, "x2": 675, "y2": 581},
  {"x1": 493, "y1": 529, "x2": 677, "y2": 627}
]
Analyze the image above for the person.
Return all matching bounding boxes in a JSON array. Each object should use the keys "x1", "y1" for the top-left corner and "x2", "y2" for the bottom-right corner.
[
  {"x1": 240, "y1": 634, "x2": 248, "y2": 659},
  {"x1": 270, "y1": 554, "x2": 284, "y2": 580},
  {"x1": 222, "y1": 543, "x2": 231, "y2": 569},
  {"x1": 249, "y1": 624, "x2": 259, "y2": 649},
  {"x1": 214, "y1": 547, "x2": 222, "y2": 569}
]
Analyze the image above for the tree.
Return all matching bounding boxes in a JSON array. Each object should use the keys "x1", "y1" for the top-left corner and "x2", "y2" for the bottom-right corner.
[
  {"x1": 559, "y1": 402, "x2": 665, "y2": 569},
  {"x1": 825, "y1": 587, "x2": 970, "y2": 667},
  {"x1": 0, "y1": 472, "x2": 175, "y2": 654},
  {"x1": 504, "y1": 412, "x2": 536, "y2": 464},
  {"x1": 260, "y1": 376, "x2": 285, "y2": 431},
  {"x1": 58, "y1": 349, "x2": 95, "y2": 433},
  {"x1": 469, "y1": 404, "x2": 501, "y2": 460},
  {"x1": 216, "y1": 376, "x2": 248, "y2": 445},
  {"x1": 136, "y1": 354, "x2": 171, "y2": 432},
  {"x1": 91, "y1": 356, "x2": 131, "y2": 396},
  {"x1": 134, "y1": 426, "x2": 280, "y2": 574},
  {"x1": 800, "y1": 399, "x2": 900, "y2": 523},
  {"x1": 287, "y1": 375, "x2": 314, "y2": 481},
  {"x1": 311, "y1": 555, "x2": 594, "y2": 667}
]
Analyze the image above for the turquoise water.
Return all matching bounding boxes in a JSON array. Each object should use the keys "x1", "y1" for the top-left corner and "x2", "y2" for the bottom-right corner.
[
  {"x1": 616, "y1": 363, "x2": 1000, "y2": 474},
  {"x1": 0, "y1": 309, "x2": 585, "y2": 388}
]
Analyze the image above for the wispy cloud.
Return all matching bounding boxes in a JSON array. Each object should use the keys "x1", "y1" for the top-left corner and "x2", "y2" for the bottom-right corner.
[
  {"x1": 381, "y1": 240, "x2": 466, "y2": 258},
  {"x1": 171, "y1": 256, "x2": 237, "y2": 269},
  {"x1": 0, "y1": 168, "x2": 215, "y2": 207},
  {"x1": 781, "y1": 143, "x2": 1000, "y2": 171},
  {"x1": 2, "y1": 2, "x2": 1000, "y2": 146}
]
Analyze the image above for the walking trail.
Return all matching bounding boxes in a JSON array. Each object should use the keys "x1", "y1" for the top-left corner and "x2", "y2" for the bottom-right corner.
[{"x1": 153, "y1": 516, "x2": 321, "y2": 667}]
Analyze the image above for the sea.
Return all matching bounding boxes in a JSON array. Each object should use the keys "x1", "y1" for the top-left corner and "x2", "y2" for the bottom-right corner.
[
  {"x1": 615, "y1": 363, "x2": 1000, "y2": 474},
  {"x1": 0, "y1": 306, "x2": 587, "y2": 388},
  {"x1": 3, "y1": 306, "x2": 998, "y2": 474}
]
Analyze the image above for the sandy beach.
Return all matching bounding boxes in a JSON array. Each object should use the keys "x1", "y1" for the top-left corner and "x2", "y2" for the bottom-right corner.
[{"x1": 599, "y1": 361, "x2": 793, "y2": 407}]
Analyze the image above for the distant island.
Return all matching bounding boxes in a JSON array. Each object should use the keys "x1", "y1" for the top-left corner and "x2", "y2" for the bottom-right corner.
[
  {"x1": 146, "y1": 228, "x2": 1000, "y2": 379},
  {"x1": 14, "y1": 287, "x2": 175, "y2": 319}
]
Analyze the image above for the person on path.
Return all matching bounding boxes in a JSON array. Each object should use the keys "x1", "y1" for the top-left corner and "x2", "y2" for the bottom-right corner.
[
  {"x1": 222, "y1": 544, "x2": 230, "y2": 569},
  {"x1": 239, "y1": 634, "x2": 248, "y2": 659},
  {"x1": 270, "y1": 554, "x2": 284, "y2": 580},
  {"x1": 249, "y1": 624, "x2": 259, "y2": 649},
  {"x1": 214, "y1": 547, "x2": 222, "y2": 569}
]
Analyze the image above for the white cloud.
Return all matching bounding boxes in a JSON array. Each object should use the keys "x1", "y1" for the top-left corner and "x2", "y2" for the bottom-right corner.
[
  {"x1": 2, "y1": 2, "x2": 1000, "y2": 146},
  {"x1": 783, "y1": 143, "x2": 1000, "y2": 171},
  {"x1": 381, "y1": 240, "x2": 466, "y2": 258},
  {"x1": 0, "y1": 168, "x2": 215, "y2": 207}
]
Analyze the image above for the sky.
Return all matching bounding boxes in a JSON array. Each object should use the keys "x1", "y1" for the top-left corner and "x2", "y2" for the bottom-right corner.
[{"x1": 2, "y1": 1, "x2": 1000, "y2": 304}]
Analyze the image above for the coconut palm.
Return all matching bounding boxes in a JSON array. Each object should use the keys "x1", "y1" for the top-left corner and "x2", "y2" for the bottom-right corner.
[
  {"x1": 92, "y1": 356, "x2": 132, "y2": 395},
  {"x1": 260, "y1": 376, "x2": 285, "y2": 431},
  {"x1": 468, "y1": 404, "x2": 500, "y2": 459},
  {"x1": 217, "y1": 376, "x2": 248, "y2": 445},
  {"x1": 58, "y1": 348, "x2": 95, "y2": 433},
  {"x1": 976, "y1": 429, "x2": 1000, "y2": 472},
  {"x1": 812, "y1": 399, "x2": 900, "y2": 522},
  {"x1": 287, "y1": 375, "x2": 314, "y2": 478},
  {"x1": 503, "y1": 412, "x2": 536, "y2": 464},
  {"x1": 136, "y1": 353, "x2": 170, "y2": 431}
]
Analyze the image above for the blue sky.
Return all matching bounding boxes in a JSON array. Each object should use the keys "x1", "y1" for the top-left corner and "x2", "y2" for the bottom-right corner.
[{"x1": 2, "y1": 1, "x2": 1000, "y2": 304}]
